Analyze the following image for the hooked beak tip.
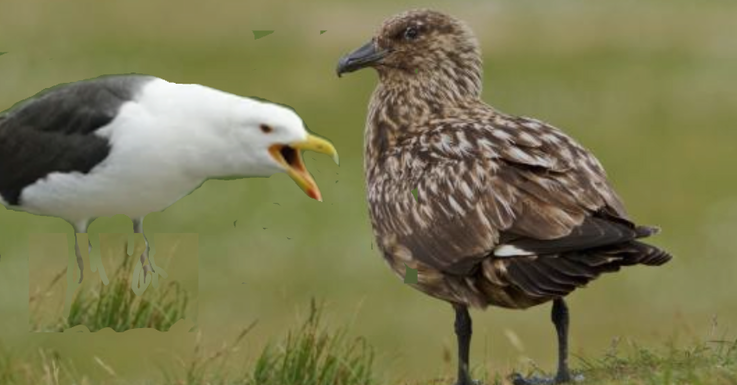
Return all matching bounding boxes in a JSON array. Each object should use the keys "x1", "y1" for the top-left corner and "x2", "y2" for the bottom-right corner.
[{"x1": 336, "y1": 40, "x2": 385, "y2": 77}]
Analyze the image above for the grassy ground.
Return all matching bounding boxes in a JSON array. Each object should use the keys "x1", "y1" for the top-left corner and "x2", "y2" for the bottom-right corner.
[
  {"x1": 13, "y1": 247, "x2": 737, "y2": 385},
  {"x1": 3, "y1": 300, "x2": 376, "y2": 385},
  {"x1": 30, "y1": 253, "x2": 190, "y2": 333},
  {"x1": 27, "y1": 233, "x2": 198, "y2": 333},
  {"x1": 1, "y1": 0, "x2": 737, "y2": 383},
  {"x1": 575, "y1": 339, "x2": 737, "y2": 385},
  {"x1": 4, "y1": 313, "x2": 737, "y2": 384},
  {"x1": 18, "y1": 250, "x2": 737, "y2": 384}
]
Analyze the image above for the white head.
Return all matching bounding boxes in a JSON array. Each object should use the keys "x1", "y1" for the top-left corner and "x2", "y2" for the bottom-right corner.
[
  {"x1": 227, "y1": 99, "x2": 340, "y2": 201},
  {"x1": 142, "y1": 80, "x2": 339, "y2": 201}
]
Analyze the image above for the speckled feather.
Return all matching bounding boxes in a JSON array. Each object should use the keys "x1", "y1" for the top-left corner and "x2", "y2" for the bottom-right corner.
[{"x1": 362, "y1": 9, "x2": 671, "y2": 309}]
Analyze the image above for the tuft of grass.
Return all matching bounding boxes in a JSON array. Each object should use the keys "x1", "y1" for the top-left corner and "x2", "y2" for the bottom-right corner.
[
  {"x1": 172, "y1": 299, "x2": 377, "y2": 385},
  {"x1": 31, "y1": 251, "x2": 190, "y2": 332},
  {"x1": 247, "y1": 299, "x2": 376, "y2": 385}
]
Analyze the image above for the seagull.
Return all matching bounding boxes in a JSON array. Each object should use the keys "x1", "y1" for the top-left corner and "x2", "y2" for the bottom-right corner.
[
  {"x1": 337, "y1": 9, "x2": 671, "y2": 385},
  {"x1": 0, "y1": 74, "x2": 338, "y2": 287}
]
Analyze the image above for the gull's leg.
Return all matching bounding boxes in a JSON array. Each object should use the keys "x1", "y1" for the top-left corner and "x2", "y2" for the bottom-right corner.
[
  {"x1": 74, "y1": 233, "x2": 83, "y2": 284},
  {"x1": 511, "y1": 299, "x2": 583, "y2": 385},
  {"x1": 63, "y1": 220, "x2": 88, "y2": 319},
  {"x1": 86, "y1": 224, "x2": 110, "y2": 286},
  {"x1": 132, "y1": 217, "x2": 152, "y2": 279},
  {"x1": 452, "y1": 303, "x2": 479, "y2": 385},
  {"x1": 73, "y1": 221, "x2": 88, "y2": 284}
]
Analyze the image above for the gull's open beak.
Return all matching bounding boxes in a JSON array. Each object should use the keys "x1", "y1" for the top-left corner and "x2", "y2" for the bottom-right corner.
[
  {"x1": 336, "y1": 40, "x2": 388, "y2": 77},
  {"x1": 268, "y1": 134, "x2": 339, "y2": 202}
]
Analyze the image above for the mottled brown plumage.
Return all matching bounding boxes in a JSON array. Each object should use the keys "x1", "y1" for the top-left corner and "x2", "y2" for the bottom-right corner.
[{"x1": 337, "y1": 8, "x2": 671, "y2": 385}]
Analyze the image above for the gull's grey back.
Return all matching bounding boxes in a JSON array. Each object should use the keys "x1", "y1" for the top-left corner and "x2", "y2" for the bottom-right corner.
[
  {"x1": 0, "y1": 74, "x2": 157, "y2": 206},
  {"x1": 0, "y1": 74, "x2": 156, "y2": 135}
]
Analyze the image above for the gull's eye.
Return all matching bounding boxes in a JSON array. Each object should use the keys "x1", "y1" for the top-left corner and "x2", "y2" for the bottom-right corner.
[
  {"x1": 404, "y1": 26, "x2": 419, "y2": 40},
  {"x1": 260, "y1": 124, "x2": 273, "y2": 134}
]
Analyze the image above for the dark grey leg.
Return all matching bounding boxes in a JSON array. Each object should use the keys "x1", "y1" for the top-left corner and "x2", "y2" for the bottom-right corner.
[
  {"x1": 511, "y1": 298, "x2": 582, "y2": 385},
  {"x1": 453, "y1": 303, "x2": 477, "y2": 385},
  {"x1": 132, "y1": 217, "x2": 154, "y2": 278},
  {"x1": 552, "y1": 299, "x2": 571, "y2": 383}
]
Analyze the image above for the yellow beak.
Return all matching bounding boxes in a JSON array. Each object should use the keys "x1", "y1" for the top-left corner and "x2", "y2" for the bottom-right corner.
[{"x1": 268, "y1": 134, "x2": 339, "y2": 202}]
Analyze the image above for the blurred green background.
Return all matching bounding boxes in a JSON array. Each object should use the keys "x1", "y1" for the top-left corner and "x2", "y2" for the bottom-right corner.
[{"x1": 1, "y1": 0, "x2": 736, "y2": 383}]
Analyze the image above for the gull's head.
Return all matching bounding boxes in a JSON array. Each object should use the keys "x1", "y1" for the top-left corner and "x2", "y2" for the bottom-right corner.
[
  {"x1": 336, "y1": 9, "x2": 481, "y2": 88},
  {"x1": 229, "y1": 100, "x2": 339, "y2": 202},
  {"x1": 133, "y1": 80, "x2": 338, "y2": 201}
]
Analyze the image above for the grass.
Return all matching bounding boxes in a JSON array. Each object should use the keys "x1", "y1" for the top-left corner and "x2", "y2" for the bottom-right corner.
[
  {"x1": 3, "y1": 300, "x2": 377, "y2": 385},
  {"x1": 16, "y1": 264, "x2": 737, "y2": 385},
  {"x1": 5, "y1": 312, "x2": 737, "y2": 385},
  {"x1": 13, "y1": 256, "x2": 737, "y2": 385},
  {"x1": 30, "y1": 250, "x2": 190, "y2": 333},
  {"x1": 577, "y1": 338, "x2": 737, "y2": 384},
  {"x1": 177, "y1": 299, "x2": 376, "y2": 385},
  {"x1": 406, "y1": 338, "x2": 737, "y2": 385}
]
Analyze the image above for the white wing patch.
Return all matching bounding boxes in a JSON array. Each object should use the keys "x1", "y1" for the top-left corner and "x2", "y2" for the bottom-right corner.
[{"x1": 493, "y1": 244, "x2": 535, "y2": 257}]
